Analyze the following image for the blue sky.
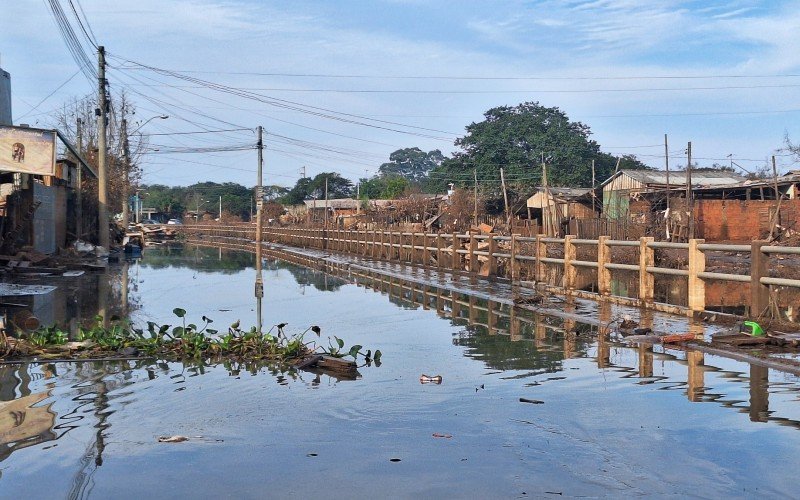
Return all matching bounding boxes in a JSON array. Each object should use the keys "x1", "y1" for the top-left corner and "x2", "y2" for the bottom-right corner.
[{"x1": 2, "y1": 0, "x2": 800, "y2": 187}]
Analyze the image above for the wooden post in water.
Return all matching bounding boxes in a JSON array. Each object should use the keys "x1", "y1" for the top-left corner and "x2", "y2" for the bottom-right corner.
[
  {"x1": 436, "y1": 234, "x2": 444, "y2": 268},
  {"x1": 510, "y1": 234, "x2": 518, "y2": 281},
  {"x1": 487, "y1": 234, "x2": 498, "y2": 276},
  {"x1": 687, "y1": 239, "x2": 706, "y2": 313},
  {"x1": 535, "y1": 235, "x2": 547, "y2": 283},
  {"x1": 452, "y1": 232, "x2": 459, "y2": 271},
  {"x1": 597, "y1": 236, "x2": 612, "y2": 296},
  {"x1": 750, "y1": 241, "x2": 770, "y2": 318},
  {"x1": 422, "y1": 232, "x2": 430, "y2": 266},
  {"x1": 563, "y1": 235, "x2": 577, "y2": 290},
  {"x1": 468, "y1": 233, "x2": 477, "y2": 273},
  {"x1": 639, "y1": 237, "x2": 655, "y2": 304}
]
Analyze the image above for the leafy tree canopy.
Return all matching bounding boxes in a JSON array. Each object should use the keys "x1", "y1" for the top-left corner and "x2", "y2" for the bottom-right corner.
[
  {"x1": 378, "y1": 147, "x2": 444, "y2": 183},
  {"x1": 359, "y1": 175, "x2": 410, "y2": 200},
  {"x1": 427, "y1": 101, "x2": 648, "y2": 194},
  {"x1": 280, "y1": 172, "x2": 354, "y2": 204}
]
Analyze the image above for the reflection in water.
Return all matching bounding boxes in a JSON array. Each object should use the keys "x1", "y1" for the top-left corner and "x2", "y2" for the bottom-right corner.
[{"x1": 2, "y1": 243, "x2": 799, "y2": 497}]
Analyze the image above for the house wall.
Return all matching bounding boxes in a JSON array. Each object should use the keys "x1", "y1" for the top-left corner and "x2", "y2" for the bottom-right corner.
[
  {"x1": 695, "y1": 199, "x2": 800, "y2": 242},
  {"x1": 603, "y1": 175, "x2": 644, "y2": 219}
]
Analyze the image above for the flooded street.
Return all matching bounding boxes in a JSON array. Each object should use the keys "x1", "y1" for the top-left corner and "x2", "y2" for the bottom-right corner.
[{"x1": 2, "y1": 244, "x2": 800, "y2": 498}]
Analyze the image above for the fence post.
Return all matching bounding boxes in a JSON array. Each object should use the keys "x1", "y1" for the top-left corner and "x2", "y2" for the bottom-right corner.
[
  {"x1": 510, "y1": 234, "x2": 518, "y2": 281},
  {"x1": 750, "y1": 240, "x2": 770, "y2": 317},
  {"x1": 436, "y1": 234, "x2": 443, "y2": 268},
  {"x1": 687, "y1": 239, "x2": 706, "y2": 313},
  {"x1": 468, "y1": 233, "x2": 477, "y2": 273},
  {"x1": 535, "y1": 235, "x2": 546, "y2": 283},
  {"x1": 452, "y1": 232, "x2": 460, "y2": 271},
  {"x1": 639, "y1": 237, "x2": 655, "y2": 304},
  {"x1": 563, "y1": 235, "x2": 576, "y2": 290},
  {"x1": 597, "y1": 236, "x2": 611, "y2": 295},
  {"x1": 422, "y1": 232, "x2": 430, "y2": 266},
  {"x1": 379, "y1": 230, "x2": 385, "y2": 259},
  {"x1": 487, "y1": 234, "x2": 498, "y2": 276}
]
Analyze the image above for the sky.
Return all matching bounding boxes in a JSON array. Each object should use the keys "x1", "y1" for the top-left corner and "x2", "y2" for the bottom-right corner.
[{"x1": 2, "y1": 0, "x2": 800, "y2": 188}]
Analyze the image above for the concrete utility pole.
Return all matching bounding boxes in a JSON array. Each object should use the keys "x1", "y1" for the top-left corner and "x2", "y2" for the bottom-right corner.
[
  {"x1": 219, "y1": 195, "x2": 222, "y2": 221},
  {"x1": 255, "y1": 125, "x2": 264, "y2": 333},
  {"x1": 76, "y1": 117, "x2": 83, "y2": 239},
  {"x1": 97, "y1": 46, "x2": 109, "y2": 249},
  {"x1": 664, "y1": 134, "x2": 671, "y2": 240}
]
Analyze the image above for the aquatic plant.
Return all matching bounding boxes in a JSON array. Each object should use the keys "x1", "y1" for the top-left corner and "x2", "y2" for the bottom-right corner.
[{"x1": 1, "y1": 309, "x2": 382, "y2": 367}]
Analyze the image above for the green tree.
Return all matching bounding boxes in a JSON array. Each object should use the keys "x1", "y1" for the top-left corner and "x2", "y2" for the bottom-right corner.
[
  {"x1": 378, "y1": 147, "x2": 444, "y2": 183},
  {"x1": 427, "y1": 101, "x2": 648, "y2": 194},
  {"x1": 279, "y1": 173, "x2": 354, "y2": 204}
]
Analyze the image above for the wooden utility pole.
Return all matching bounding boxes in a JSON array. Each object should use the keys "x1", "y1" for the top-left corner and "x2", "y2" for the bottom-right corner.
[
  {"x1": 591, "y1": 159, "x2": 597, "y2": 214},
  {"x1": 97, "y1": 46, "x2": 109, "y2": 249},
  {"x1": 324, "y1": 176, "x2": 329, "y2": 231},
  {"x1": 473, "y1": 168, "x2": 478, "y2": 226},
  {"x1": 120, "y1": 115, "x2": 131, "y2": 230},
  {"x1": 500, "y1": 168, "x2": 510, "y2": 227},
  {"x1": 686, "y1": 141, "x2": 694, "y2": 239},
  {"x1": 76, "y1": 117, "x2": 83, "y2": 239},
  {"x1": 664, "y1": 134, "x2": 671, "y2": 240},
  {"x1": 769, "y1": 155, "x2": 783, "y2": 240},
  {"x1": 255, "y1": 126, "x2": 264, "y2": 332}
]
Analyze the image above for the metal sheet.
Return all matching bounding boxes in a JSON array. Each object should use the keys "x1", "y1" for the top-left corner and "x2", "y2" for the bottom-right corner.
[{"x1": 0, "y1": 283, "x2": 56, "y2": 296}]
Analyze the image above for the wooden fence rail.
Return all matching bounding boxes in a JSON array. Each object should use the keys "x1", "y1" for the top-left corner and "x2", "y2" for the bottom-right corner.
[{"x1": 179, "y1": 223, "x2": 800, "y2": 320}]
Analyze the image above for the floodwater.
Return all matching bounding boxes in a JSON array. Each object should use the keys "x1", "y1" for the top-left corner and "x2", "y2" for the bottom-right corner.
[{"x1": 2, "y1": 244, "x2": 800, "y2": 498}]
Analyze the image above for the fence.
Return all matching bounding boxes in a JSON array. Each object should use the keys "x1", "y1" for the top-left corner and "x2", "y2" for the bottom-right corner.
[{"x1": 179, "y1": 223, "x2": 800, "y2": 320}]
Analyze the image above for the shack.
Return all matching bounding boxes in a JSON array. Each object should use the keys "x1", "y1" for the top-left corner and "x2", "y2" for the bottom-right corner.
[
  {"x1": 601, "y1": 169, "x2": 745, "y2": 220},
  {"x1": 526, "y1": 187, "x2": 596, "y2": 236}
]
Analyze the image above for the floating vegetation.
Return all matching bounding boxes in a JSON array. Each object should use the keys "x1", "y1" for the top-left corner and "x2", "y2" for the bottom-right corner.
[{"x1": 0, "y1": 308, "x2": 382, "y2": 368}]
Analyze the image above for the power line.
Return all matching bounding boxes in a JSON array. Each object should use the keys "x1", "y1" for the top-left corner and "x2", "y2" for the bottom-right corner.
[{"x1": 14, "y1": 68, "x2": 82, "y2": 121}]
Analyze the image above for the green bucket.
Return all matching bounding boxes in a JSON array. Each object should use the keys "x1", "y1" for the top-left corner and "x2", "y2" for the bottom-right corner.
[{"x1": 742, "y1": 321, "x2": 764, "y2": 337}]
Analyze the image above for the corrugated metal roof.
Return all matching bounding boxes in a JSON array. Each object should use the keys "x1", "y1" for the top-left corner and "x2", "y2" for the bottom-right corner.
[
  {"x1": 303, "y1": 198, "x2": 360, "y2": 209},
  {"x1": 603, "y1": 169, "x2": 744, "y2": 188}
]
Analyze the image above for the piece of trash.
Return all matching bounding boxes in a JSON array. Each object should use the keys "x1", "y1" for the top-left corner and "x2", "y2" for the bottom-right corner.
[
  {"x1": 619, "y1": 315, "x2": 638, "y2": 329},
  {"x1": 389, "y1": 458, "x2": 402, "y2": 462},
  {"x1": 660, "y1": 333, "x2": 696, "y2": 344},
  {"x1": 432, "y1": 433, "x2": 453, "y2": 439},
  {"x1": 420, "y1": 374, "x2": 442, "y2": 384},
  {"x1": 158, "y1": 435, "x2": 189, "y2": 443},
  {"x1": 633, "y1": 327, "x2": 652, "y2": 335},
  {"x1": 741, "y1": 321, "x2": 764, "y2": 337},
  {"x1": 519, "y1": 398, "x2": 544, "y2": 404}
]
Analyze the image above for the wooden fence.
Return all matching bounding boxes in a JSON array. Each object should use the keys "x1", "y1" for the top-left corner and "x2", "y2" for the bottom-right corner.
[{"x1": 179, "y1": 223, "x2": 800, "y2": 320}]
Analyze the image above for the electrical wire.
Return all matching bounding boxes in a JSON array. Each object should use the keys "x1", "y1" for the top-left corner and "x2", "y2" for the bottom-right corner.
[{"x1": 14, "y1": 68, "x2": 82, "y2": 121}]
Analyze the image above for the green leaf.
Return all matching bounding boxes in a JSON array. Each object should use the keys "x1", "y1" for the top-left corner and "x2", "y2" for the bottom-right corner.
[
  {"x1": 173, "y1": 308, "x2": 186, "y2": 318},
  {"x1": 172, "y1": 326, "x2": 185, "y2": 338},
  {"x1": 335, "y1": 337, "x2": 345, "y2": 349},
  {"x1": 348, "y1": 345, "x2": 362, "y2": 359},
  {"x1": 374, "y1": 350, "x2": 382, "y2": 362}
]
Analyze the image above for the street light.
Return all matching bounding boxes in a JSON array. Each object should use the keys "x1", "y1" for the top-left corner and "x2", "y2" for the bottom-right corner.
[{"x1": 122, "y1": 115, "x2": 169, "y2": 229}]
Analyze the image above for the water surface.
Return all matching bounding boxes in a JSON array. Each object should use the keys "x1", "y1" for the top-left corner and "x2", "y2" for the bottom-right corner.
[{"x1": 2, "y1": 244, "x2": 800, "y2": 498}]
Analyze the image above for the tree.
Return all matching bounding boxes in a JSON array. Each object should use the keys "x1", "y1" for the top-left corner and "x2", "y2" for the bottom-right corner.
[
  {"x1": 358, "y1": 175, "x2": 410, "y2": 199},
  {"x1": 378, "y1": 147, "x2": 444, "y2": 183},
  {"x1": 279, "y1": 172, "x2": 354, "y2": 205},
  {"x1": 427, "y1": 101, "x2": 648, "y2": 195}
]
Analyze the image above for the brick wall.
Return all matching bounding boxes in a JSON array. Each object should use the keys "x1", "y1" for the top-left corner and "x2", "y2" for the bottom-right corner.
[{"x1": 695, "y1": 199, "x2": 800, "y2": 242}]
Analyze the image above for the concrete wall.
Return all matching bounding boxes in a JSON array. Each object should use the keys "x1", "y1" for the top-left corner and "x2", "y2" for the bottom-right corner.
[
  {"x1": 695, "y1": 198, "x2": 800, "y2": 242},
  {"x1": 0, "y1": 68, "x2": 10, "y2": 125}
]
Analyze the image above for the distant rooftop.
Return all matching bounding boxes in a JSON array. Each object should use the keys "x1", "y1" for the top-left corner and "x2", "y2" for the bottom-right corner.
[{"x1": 603, "y1": 169, "x2": 745, "y2": 188}]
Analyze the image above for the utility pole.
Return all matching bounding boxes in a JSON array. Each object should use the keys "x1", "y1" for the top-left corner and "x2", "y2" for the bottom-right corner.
[
  {"x1": 473, "y1": 168, "x2": 478, "y2": 226},
  {"x1": 97, "y1": 46, "x2": 109, "y2": 249},
  {"x1": 500, "y1": 168, "x2": 510, "y2": 228},
  {"x1": 76, "y1": 117, "x2": 83, "y2": 239},
  {"x1": 591, "y1": 159, "x2": 596, "y2": 214},
  {"x1": 664, "y1": 134, "x2": 671, "y2": 240},
  {"x1": 686, "y1": 141, "x2": 694, "y2": 239},
  {"x1": 219, "y1": 195, "x2": 222, "y2": 221},
  {"x1": 120, "y1": 114, "x2": 131, "y2": 230},
  {"x1": 255, "y1": 125, "x2": 264, "y2": 333},
  {"x1": 323, "y1": 176, "x2": 329, "y2": 233},
  {"x1": 356, "y1": 181, "x2": 360, "y2": 215}
]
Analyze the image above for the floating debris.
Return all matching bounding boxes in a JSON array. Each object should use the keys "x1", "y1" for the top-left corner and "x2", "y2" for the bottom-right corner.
[
  {"x1": 519, "y1": 398, "x2": 544, "y2": 404},
  {"x1": 158, "y1": 435, "x2": 189, "y2": 443},
  {"x1": 420, "y1": 374, "x2": 442, "y2": 384}
]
